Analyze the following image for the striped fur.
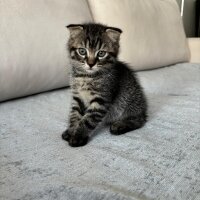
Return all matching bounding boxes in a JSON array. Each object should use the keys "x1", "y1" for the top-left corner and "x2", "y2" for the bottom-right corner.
[{"x1": 62, "y1": 23, "x2": 148, "y2": 147}]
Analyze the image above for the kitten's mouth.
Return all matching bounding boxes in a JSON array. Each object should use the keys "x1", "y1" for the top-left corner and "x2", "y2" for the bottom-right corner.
[
  {"x1": 86, "y1": 68, "x2": 94, "y2": 73},
  {"x1": 88, "y1": 65, "x2": 95, "y2": 70},
  {"x1": 85, "y1": 64, "x2": 97, "y2": 72}
]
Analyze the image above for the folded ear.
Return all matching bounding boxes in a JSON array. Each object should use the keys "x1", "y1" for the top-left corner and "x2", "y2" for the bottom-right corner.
[
  {"x1": 66, "y1": 24, "x2": 83, "y2": 37},
  {"x1": 105, "y1": 27, "x2": 122, "y2": 42}
]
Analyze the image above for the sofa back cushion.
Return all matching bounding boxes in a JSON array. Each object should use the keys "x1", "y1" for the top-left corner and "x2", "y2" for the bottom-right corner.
[
  {"x1": 0, "y1": 0, "x2": 92, "y2": 102},
  {"x1": 88, "y1": 0, "x2": 190, "y2": 70}
]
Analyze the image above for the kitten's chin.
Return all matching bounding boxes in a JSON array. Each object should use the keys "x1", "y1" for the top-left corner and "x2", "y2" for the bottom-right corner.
[{"x1": 85, "y1": 69, "x2": 94, "y2": 73}]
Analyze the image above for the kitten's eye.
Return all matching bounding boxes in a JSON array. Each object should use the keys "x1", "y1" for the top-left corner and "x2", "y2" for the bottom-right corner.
[
  {"x1": 97, "y1": 50, "x2": 106, "y2": 58},
  {"x1": 77, "y1": 48, "x2": 87, "y2": 56}
]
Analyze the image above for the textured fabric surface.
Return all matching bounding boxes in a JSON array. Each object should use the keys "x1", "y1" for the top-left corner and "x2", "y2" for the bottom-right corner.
[
  {"x1": 88, "y1": 0, "x2": 190, "y2": 70},
  {"x1": 0, "y1": 63, "x2": 200, "y2": 200},
  {"x1": 0, "y1": 0, "x2": 92, "y2": 102}
]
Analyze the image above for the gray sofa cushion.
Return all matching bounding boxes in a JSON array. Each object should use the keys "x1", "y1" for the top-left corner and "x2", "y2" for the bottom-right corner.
[{"x1": 0, "y1": 63, "x2": 199, "y2": 200}]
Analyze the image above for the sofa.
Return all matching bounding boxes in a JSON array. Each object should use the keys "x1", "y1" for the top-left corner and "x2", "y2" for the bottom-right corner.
[{"x1": 0, "y1": 1, "x2": 200, "y2": 200}]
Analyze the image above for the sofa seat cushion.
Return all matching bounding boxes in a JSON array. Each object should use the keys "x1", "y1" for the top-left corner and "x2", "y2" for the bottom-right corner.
[{"x1": 0, "y1": 63, "x2": 199, "y2": 200}]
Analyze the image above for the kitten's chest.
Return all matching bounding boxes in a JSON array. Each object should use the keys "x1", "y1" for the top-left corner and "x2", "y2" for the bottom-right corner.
[{"x1": 72, "y1": 77, "x2": 97, "y2": 105}]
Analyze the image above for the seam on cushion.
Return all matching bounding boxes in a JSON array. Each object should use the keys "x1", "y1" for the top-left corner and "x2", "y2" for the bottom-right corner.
[{"x1": 86, "y1": 0, "x2": 95, "y2": 22}]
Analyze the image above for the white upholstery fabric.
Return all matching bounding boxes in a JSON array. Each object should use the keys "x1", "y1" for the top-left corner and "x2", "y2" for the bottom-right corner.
[
  {"x1": 188, "y1": 38, "x2": 200, "y2": 63},
  {"x1": 88, "y1": 0, "x2": 190, "y2": 70},
  {"x1": 0, "y1": 0, "x2": 92, "y2": 102}
]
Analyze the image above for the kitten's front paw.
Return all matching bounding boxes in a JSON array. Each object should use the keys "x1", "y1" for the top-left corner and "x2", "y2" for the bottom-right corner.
[
  {"x1": 62, "y1": 129, "x2": 71, "y2": 141},
  {"x1": 68, "y1": 134, "x2": 89, "y2": 147}
]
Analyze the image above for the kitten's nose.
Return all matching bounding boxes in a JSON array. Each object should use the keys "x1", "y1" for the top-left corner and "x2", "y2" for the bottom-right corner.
[
  {"x1": 87, "y1": 57, "x2": 96, "y2": 68},
  {"x1": 88, "y1": 63, "x2": 95, "y2": 68}
]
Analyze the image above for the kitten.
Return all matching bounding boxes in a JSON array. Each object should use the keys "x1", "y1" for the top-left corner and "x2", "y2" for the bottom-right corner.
[{"x1": 62, "y1": 23, "x2": 147, "y2": 147}]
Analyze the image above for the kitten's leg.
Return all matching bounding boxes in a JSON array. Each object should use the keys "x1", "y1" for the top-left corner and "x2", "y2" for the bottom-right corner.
[
  {"x1": 110, "y1": 113, "x2": 147, "y2": 135},
  {"x1": 68, "y1": 97, "x2": 108, "y2": 147},
  {"x1": 62, "y1": 96, "x2": 85, "y2": 141}
]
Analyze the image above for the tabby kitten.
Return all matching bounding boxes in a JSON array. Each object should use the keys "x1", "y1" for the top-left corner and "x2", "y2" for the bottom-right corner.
[{"x1": 62, "y1": 23, "x2": 147, "y2": 147}]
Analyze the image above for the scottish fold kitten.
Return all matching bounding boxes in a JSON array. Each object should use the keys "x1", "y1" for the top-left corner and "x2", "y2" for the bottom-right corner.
[{"x1": 62, "y1": 23, "x2": 147, "y2": 147}]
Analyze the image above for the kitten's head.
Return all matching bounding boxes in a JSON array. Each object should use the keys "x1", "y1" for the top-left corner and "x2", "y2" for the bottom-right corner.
[{"x1": 67, "y1": 23, "x2": 122, "y2": 74}]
